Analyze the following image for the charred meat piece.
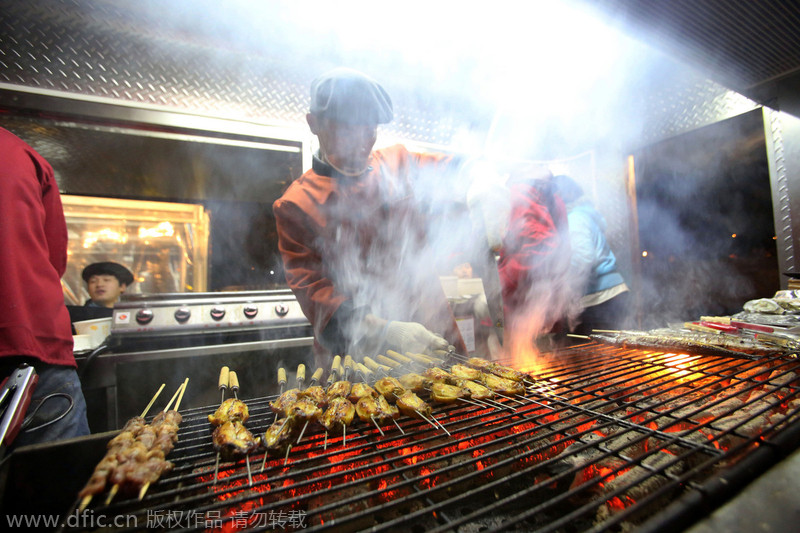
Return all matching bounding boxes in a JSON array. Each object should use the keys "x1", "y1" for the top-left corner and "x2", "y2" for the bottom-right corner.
[
  {"x1": 212, "y1": 420, "x2": 261, "y2": 461},
  {"x1": 320, "y1": 396, "x2": 356, "y2": 434},
  {"x1": 481, "y1": 373, "x2": 526, "y2": 395},
  {"x1": 466, "y1": 357, "x2": 530, "y2": 382},
  {"x1": 286, "y1": 397, "x2": 323, "y2": 423},
  {"x1": 398, "y1": 373, "x2": 430, "y2": 392},
  {"x1": 425, "y1": 367, "x2": 460, "y2": 385},
  {"x1": 459, "y1": 379, "x2": 495, "y2": 400},
  {"x1": 355, "y1": 395, "x2": 398, "y2": 425},
  {"x1": 430, "y1": 382, "x2": 470, "y2": 404},
  {"x1": 299, "y1": 385, "x2": 327, "y2": 408},
  {"x1": 325, "y1": 381, "x2": 352, "y2": 403},
  {"x1": 376, "y1": 394, "x2": 400, "y2": 419},
  {"x1": 209, "y1": 398, "x2": 250, "y2": 426},
  {"x1": 270, "y1": 389, "x2": 300, "y2": 416},
  {"x1": 396, "y1": 390, "x2": 432, "y2": 419},
  {"x1": 374, "y1": 376, "x2": 405, "y2": 401},
  {"x1": 263, "y1": 417, "x2": 297, "y2": 456},
  {"x1": 450, "y1": 364, "x2": 483, "y2": 381},
  {"x1": 347, "y1": 382, "x2": 378, "y2": 403}
]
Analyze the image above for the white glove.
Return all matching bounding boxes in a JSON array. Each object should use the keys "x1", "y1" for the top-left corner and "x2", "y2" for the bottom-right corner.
[
  {"x1": 466, "y1": 163, "x2": 511, "y2": 251},
  {"x1": 385, "y1": 321, "x2": 449, "y2": 354}
]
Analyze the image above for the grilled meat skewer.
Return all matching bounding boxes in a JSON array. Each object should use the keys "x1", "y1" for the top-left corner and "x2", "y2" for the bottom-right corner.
[
  {"x1": 374, "y1": 376, "x2": 405, "y2": 401},
  {"x1": 209, "y1": 397, "x2": 249, "y2": 425}
]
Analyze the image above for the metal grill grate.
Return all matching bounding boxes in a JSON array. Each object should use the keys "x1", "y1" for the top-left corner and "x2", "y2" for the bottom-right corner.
[{"x1": 60, "y1": 343, "x2": 800, "y2": 532}]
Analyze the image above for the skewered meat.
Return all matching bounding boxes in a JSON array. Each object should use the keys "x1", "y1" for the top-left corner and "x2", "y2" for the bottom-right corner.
[
  {"x1": 459, "y1": 379, "x2": 495, "y2": 400},
  {"x1": 325, "y1": 380, "x2": 352, "y2": 403},
  {"x1": 396, "y1": 390, "x2": 432, "y2": 419},
  {"x1": 376, "y1": 394, "x2": 400, "y2": 419},
  {"x1": 466, "y1": 357, "x2": 530, "y2": 382},
  {"x1": 263, "y1": 417, "x2": 297, "y2": 456},
  {"x1": 374, "y1": 376, "x2": 405, "y2": 401},
  {"x1": 589, "y1": 329, "x2": 781, "y2": 357},
  {"x1": 286, "y1": 398, "x2": 323, "y2": 423},
  {"x1": 299, "y1": 385, "x2": 327, "y2": 408},
  {"x1": 481, "y1": 373, "x2": 526, "y2": 395},
  {"x1": 398, "y1": 373, "x2": 430, "y2": 391},
  {"x1": 430, "y1": 382, "x2": 470, "y2": 404},
  {"x1": 355, "y1": 394, "x2": 399, "y2": 425},
  {"x1": 78, "y1": 410, "x2": 182, "y2": 500},
  {"x1": 320, "y1": 396, "x2": 356, "y2": 434},
  {"x1": 212, "y1": 420, "x2": 261, "y2": 461},
  {"x1": 270, "y1": 388, "x2": 300, "y2": 416},
  {"x1": 209, "y1": 398, "x2": 250, "y2": 426},
  {"x1": 424, "y1": 367, "x2": 460, "y2": 385},
  {"x1": 348, "y1": 382, "x2": 378, "y2": 403},
  {"x1": 450, "y1": 364, "x2": 483, "y2": 381}
]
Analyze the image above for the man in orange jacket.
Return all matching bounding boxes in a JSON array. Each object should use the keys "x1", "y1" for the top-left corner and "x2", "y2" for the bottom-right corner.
[{"x1": 273, "y1": 68, "x2": 468, "y2": 364}]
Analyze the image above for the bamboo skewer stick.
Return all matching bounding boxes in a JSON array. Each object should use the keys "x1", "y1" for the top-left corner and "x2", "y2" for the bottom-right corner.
[
  {"x1": 164, "y1": 382, "x2": 183, "y2": 412},
  {"x1": 138, "y1": 379, "x2": 188, "y2": 501},
  {"x1": 140, "y1": 383, "x2": 165, "y2": 418},
  {"x1": 174, "y1": 378, "x2": 189, "y2": 412}
]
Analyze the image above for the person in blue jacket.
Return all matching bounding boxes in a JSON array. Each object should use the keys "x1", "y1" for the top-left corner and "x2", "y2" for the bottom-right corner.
[{"x1": 552, "y1": 174, "x2": 630, "y2": 336}]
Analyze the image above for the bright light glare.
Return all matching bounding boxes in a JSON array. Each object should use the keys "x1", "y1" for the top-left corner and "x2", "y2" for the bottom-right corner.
[
  {"x1": 139, "y1": 221, "x2": 175, "y2": 239},
  {"x1": 82, "y1": 229, "x2": 127, "y2": 248},
  {"x1": 280, "y1": 1, "x2": 627, "y2": 110}
]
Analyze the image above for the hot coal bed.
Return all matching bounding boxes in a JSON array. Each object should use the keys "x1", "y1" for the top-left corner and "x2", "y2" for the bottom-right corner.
[{"x1": 30, "y1": 343, "x2": 800, "y2": 532}]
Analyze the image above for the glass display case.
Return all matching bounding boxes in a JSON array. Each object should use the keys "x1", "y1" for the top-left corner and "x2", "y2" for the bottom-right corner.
[{"x1": 61, "y1": 195, "x2": 209, "y2": 306}]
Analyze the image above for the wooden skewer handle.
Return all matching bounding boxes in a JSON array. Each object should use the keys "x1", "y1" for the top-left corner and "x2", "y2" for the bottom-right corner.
[
  {"x1": 311, "y1": 367, "x2": 324, "y2": 384},
  {"x1": 363, "y1": 356, "x2": 392, "y2": 373},
  {"x1": 386, "y1": 350, "x2": 412, "y2": 363},
  {"x1": 278, "y1": 367, "x2": 287, "y2": 386},
  {"x1": 377, "y1": 354, "x2": 402, "y2": 368},
  {"x1": 218, "y1": 366, "x2": 230, "y2": 390},
  {"x1": 343, "y1": 355, "x2": 354, "y2": 371},
  {"x1": 356, "y1": 363, "x2": 373, "y2": 379},
  {"x1": 229, "y1": 371, "x2": 239, "y2": 391},
  {"x1": 296, "y1": 364, "x2": 306, "y2": 384},
  {"x1": 330, "y1": 355, "x2": 342, "y2": 376}
]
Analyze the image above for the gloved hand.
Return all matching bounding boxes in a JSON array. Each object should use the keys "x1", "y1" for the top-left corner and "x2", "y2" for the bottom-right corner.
[
  {"x1": 466, "y1": 162, "x2": 511, "y2": 251},
  {"x1": 385, "y1": 321, "x2": 449, "y2": 354}
]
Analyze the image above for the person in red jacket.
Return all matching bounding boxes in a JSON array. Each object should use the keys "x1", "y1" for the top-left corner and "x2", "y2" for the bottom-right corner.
[
  {"x1": 500, "y1": 167, "x2": 574, "y2": 348},
  {"x1": 468, "y1": 164, "x2": 575, "y2": 352},
  {"x1": 273, "y1": 68, "x2": 468, "y2": 365},
  {"x1": 0, "y1": 127, "x2": 90, "y2": 448}
]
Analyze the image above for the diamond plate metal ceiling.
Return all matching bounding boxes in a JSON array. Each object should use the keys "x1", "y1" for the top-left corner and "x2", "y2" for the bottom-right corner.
[{"x1": 581, "y1": 0, "x2": 800, "y2": 115}]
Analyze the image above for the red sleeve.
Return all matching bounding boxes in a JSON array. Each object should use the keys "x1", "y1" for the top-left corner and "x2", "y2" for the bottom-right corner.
[
  {"x1": 0, "y1": 128, "x2": 74, "y2": 365},
  {"x1": 498, "y1": 185, "x2": 562, "y2": 304},
  {"x1": 273, "y1": 195, "x2": 346, "y2": 338}
]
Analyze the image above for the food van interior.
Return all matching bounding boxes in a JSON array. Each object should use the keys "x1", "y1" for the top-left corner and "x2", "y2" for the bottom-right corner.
[{"x1": 1, "y1": 1, "x2": 800, "y2": 531}]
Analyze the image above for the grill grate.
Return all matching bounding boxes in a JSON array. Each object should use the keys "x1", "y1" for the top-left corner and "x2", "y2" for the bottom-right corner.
[{"x1": 60, "y1": 342, "x2": 800, "y2": 532}]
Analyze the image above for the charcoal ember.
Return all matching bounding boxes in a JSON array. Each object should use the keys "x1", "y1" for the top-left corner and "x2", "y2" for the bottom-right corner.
[
  {"x1": 646, "y1": 395, "x2": 721, "y2": 430},
  {"x1": 691, "y1": 396, "x2": 746, "y2": 422},
  {"x1": 597, "y1": 426, "x2": 649, "y2": 459},
  {"x1": 644, "y1": 429, "x2": 711, "y2": 464},
  {"x1": 593, "y1": 451, "x2": 685, "y2": 526},
  {"x1": 709, "y1": 401, "x2": 772, "y2": 450},
  {"x1": 762, "y1": 369, "x2": 799, "y2": 395}
]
